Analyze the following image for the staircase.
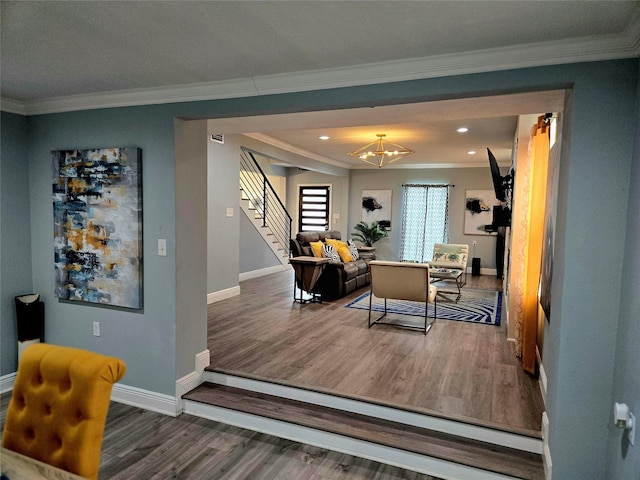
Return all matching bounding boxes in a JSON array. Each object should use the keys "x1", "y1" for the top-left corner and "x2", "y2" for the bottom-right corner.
[
  {"x1": 183, "y1": 371, "x2": 545, "y2": 480},
  {"x1": 239, "y1": 149, "x2": 292, "y2": 266}
]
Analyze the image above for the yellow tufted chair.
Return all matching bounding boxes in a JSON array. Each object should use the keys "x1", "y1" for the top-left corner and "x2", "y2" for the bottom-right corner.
[{"x1": 2, "y1": 343, "x2": 126, "y2": 480}]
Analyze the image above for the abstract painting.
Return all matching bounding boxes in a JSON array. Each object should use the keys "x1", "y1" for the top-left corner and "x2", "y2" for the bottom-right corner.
[
  {"x1": 52, "y1": 147, "x2": 142, "y2": 309},
  {"x1": 362, "y1": 189, "x2": 392, "y2": 230},
  {"x1": 464, "y1": 189, "x2": 499, "y2": 235}
]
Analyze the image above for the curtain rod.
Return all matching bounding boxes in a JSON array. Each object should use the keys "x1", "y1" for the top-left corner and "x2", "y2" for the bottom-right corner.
[{"x1": 402, "y1": 183, "x2": 454, "y2": 187}]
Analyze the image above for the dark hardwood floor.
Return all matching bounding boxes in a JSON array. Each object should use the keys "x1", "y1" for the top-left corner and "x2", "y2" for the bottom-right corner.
[
  {"x1": 0, "y1": 392, "x2": 441, "y2": 479},
  {"x1": 207, "y1": 270, "x2": 544, "y2": 435}
]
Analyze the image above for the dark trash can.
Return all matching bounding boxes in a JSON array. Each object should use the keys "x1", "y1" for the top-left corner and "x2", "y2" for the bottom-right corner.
[
  {"x1": 472, "y1": 258, "x2": 481, "y2": 276},
  {"x1": 15, "y1": 294, "x2": 45, "y2": 358}
]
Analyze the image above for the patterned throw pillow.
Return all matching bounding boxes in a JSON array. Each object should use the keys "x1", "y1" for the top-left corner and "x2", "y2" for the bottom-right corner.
[
  {"x1": 322, "y1": 243, "x2": 341, "y2": 262},
  {"x1": 347, "y1": 239, "x2": 360, "y2": 260}
]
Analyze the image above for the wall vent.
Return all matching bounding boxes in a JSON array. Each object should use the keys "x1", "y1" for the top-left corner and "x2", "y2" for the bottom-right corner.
[{"x1": 210, "y1": 134, "x2": 224, "y2": 144}]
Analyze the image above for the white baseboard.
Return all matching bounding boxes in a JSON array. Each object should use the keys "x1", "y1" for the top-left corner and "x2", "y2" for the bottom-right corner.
[
  {"x1": 205, "y1": 371, "x2": 542, "y2": 454},
  {"x1": 185, "y1": 400, "x2": 520, "y2": 480},
  {"x1": 466, "y1": 267, "x2": 498, "y2": 277},
  {"x1": 4, "y1": 370, "x2": 179, "y2": 417},
  {"x1": 539, "y1": 362, "x2": 547, "y2": 405},
  {"x1": 3, "y1": 349, "x2": 212, "y2": 419},
  {"x1": 207, "y1": 286, "x2": 241, "y2": 304},
  {"x1": 239, "y1": 264, "x2": 291, "y2": 282},
  {"x1": 0, "y1": 373, "x2": 16, "y2": 393},
  {"x1": 111, "y1": 383, "x2": 179, "y2": 417},
  {"x1": 175, "y1": 349, "x2": 210, "y2": 413},
  {"x1": 542, "y1": 412, "x2": 552, "y2": 479}
]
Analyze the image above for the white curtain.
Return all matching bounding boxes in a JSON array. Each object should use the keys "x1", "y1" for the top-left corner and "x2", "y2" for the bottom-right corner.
[{"x1": 400, "y1": 184, "x2": 450, "y2": 262}]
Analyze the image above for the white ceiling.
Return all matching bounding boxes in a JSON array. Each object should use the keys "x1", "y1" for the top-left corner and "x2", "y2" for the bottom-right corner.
[{"x1": 2, "y1": 1, "x2": 638, "y2": 168}]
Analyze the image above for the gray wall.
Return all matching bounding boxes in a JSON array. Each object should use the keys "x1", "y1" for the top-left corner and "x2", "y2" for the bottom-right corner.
[
  {"x1": 23, "y1": 106, "x2": 180, "y2": 395},
  {"x1": 206, "y1": 131, "x2": 241, "y2": 294},
  {"x1": 347, "y1": 167, "x2": 496, "y2": 265},
  {"x1": 239, "y1": 212, "x2": 281, "y2": 274},
  {"x1": 1, "y1": 112, "x2": 32, "y2": 376},
  {"x1": 1, "y1": 59, "x2": 638, "y2": 477},
  {"x1": 540, "y1": 63, "x2": 636, "y2": 479},
  {"x1": 605, "y1": 65, "x2": 640, "y2": 478}
]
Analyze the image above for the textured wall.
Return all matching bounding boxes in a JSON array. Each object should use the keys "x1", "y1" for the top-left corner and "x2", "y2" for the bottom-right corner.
[{"x1": 1, "y1": 112, "x2": 32, "y2": 377}]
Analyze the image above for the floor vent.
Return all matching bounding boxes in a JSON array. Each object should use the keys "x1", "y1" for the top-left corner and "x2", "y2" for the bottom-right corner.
[{"x1": 210, "y1": 134, "x2": 224, "y2": 144}]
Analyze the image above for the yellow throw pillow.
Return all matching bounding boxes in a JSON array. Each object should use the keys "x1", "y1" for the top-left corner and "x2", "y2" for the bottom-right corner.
[
  {"x1": 309, "y1": 241, "x2": 324, "y2": 258},
  {"x1": 326, "y1": 238, "x2": 347, "y2": 251},
  {"x1": 337, "y1": 245, "x2": 353, "y2": 262}
]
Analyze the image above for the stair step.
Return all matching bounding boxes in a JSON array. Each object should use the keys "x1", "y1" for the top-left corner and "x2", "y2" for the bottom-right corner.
[{"x1": 183, "y1": 382, "x2": 544, "y2": 480}]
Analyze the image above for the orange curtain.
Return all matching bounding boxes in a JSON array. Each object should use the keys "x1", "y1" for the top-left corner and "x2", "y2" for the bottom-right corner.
[{"x1": 511, "y1": 116, "x2": 550, "y2": 374}]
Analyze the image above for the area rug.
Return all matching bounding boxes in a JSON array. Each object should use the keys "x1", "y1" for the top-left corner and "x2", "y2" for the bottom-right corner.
[{"x1": 345, "y1": 289, "x2": 502, "y2": 326}]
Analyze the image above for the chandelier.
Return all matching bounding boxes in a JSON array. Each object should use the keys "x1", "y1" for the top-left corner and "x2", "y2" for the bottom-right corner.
[{"x1": 348, "y1": 134, "x2": 414, "y2": 168}]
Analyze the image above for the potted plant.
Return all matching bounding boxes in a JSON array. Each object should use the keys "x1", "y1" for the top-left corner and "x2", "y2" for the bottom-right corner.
[{"x1": 351, "y1": 221, "x2": 388, "y2": 247}]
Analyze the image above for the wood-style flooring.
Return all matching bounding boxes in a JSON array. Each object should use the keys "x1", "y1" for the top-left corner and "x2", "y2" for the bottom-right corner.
[
  {"x1": 0, "y1": 392, "x2": 441, "y2": 480},
  {"x1": 207, "y1": 270, "x2": 544, "y2": 435}
]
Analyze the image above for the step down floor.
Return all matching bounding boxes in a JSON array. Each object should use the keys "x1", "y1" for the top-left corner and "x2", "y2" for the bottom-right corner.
[{"x1": 183, "y1": 382, "x2": 544, "y2": 480}]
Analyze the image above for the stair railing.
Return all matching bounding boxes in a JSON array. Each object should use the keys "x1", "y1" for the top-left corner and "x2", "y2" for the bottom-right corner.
[{"x1": 239, "y1": 149, "x2": 292, "y2": 256}]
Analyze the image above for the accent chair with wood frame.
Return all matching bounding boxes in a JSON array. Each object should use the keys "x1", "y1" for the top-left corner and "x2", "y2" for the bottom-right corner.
[
  {"x1": 2, "y1": 343, "x2": 126, "y2": 480},
  {"x1": 368, "y1": 260, "x2": 437, "y2": 335}
]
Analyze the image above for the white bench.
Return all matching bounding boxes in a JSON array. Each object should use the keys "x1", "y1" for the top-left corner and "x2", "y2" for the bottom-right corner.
[{"x1": 429, "y1": 243, "x2": 469, "y2": 286}]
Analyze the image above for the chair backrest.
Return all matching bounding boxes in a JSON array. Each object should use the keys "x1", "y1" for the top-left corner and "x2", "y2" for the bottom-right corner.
[
  {"x1": 2, "y1": 343, "x2": 126, "y2": 480},
  {"x1": 432, "y1": 243, "x2": 469, "y2": 267},
  {"x1": 369, "y1": 260, "x2": 431, "y2": 302}
]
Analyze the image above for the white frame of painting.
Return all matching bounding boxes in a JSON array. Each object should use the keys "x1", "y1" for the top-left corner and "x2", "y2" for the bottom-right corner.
[
  {"x1": 464, "y1": 189, "x2": 499, "y2": 236},
  {"x1": 361, "y1": 189, "x2": 392, "y2": 230}
]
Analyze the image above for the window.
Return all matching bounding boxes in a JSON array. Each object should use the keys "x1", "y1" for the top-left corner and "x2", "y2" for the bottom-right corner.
[
  {"x1": 298, "y1": 186, "x2": 330, "y2": 231},
  {"x1": 400, "y1": 184, "x2": 450, "y2": 262}
]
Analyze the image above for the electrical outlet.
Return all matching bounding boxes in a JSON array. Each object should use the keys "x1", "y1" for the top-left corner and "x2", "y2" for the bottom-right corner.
[
  {"x1": 473, "y1": 241, "x2": 477, "y2": 247},
  {"x1": 92, "y1": 321, "x2": 100, "y2": 337}
]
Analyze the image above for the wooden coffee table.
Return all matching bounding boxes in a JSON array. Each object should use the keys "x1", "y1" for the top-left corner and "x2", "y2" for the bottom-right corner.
[{"x1": 430, "y1": 268, "x2": 463, "y2": 302}]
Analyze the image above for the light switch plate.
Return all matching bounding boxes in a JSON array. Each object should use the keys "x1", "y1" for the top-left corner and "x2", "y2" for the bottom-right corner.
[
  {"x1": 93, "y1": 321, "x2": 100, "y2": 336},
  {"x1": 226, "y1": 208, "x2": 234, "y2": 217},
  {"x1": 158, "y1": 239, "x2": 167, "y2": 256}
]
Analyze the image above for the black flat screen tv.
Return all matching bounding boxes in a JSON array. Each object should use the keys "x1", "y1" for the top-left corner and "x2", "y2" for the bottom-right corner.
[{"x1": 487, "y1": 148, "x2": 509, "y2": 202}]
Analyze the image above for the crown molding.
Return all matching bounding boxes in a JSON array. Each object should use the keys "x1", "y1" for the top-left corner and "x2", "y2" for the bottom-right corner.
[
  {"x1": 4, "y1": 32, "x2": 639, "y2": 117},
  {"x1": 1, "y1": 97, "x2": 27, "y2": 116},
  {"x1": 244, "y1": 133, "x2": 351, "y2": 170},
  {"x1": 628, "y1": 13, "x2": 640, "y2": 54},
  {"x1": 14, "y1": 78, "x2": 260, "y2": 116}
]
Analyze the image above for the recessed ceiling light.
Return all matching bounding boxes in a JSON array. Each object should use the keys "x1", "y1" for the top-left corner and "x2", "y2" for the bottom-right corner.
[
  {"x1": 319, "y1": 135, "x2": 330, "y2": 140},
  {"x1": 467, "y1": 150, "x2": 477, "y2": 155},
  {"x1": 457, "y1": 127, "x2": 469, "y2": 133}
]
